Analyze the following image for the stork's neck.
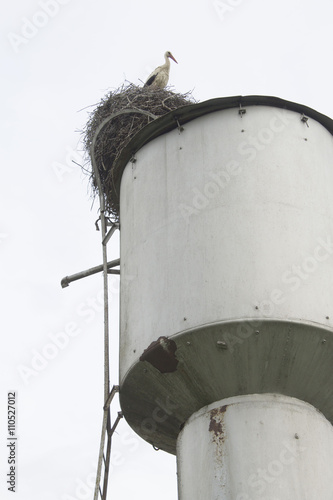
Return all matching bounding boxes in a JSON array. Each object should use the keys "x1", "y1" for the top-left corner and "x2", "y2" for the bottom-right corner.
[{"x1": 163, "y1": 54, "x2": 170, "y2": 69}]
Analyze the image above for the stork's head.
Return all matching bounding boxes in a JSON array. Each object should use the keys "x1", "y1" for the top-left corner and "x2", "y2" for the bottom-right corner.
[{"x1": 165, "y1": 51, "x2": 178, "y2": 64}]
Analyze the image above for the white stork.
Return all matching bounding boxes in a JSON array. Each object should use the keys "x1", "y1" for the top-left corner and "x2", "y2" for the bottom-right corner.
[{"x1": 144, "y1": 51, "x2": 178, "y2": 89}]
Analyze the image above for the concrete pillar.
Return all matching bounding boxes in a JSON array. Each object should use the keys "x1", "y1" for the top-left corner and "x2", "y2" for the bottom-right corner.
[{"x1": 177, "y1": 394, "x2": 333, "y2": 499}]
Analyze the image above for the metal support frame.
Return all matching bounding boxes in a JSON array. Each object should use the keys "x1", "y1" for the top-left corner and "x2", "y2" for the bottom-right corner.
[
  {"x1": 90, "y1": 113, "x2": 119, "y2": 500},
  {"x1": 61, "y1": 108, "x2": 157, "y2": 500},
  {"x1": 90, "y1": 109, "x2": 156, "y2": 500}
]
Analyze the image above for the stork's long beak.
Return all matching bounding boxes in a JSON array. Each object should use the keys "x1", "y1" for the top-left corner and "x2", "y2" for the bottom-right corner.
[{"x1": 169, "y1": 53, "x2": 178, "y2": 64}]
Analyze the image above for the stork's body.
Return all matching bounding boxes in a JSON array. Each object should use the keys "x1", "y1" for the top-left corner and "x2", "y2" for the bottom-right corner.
[{"x1": 144, "y1": 51, "x2": 178, "y2": 89}]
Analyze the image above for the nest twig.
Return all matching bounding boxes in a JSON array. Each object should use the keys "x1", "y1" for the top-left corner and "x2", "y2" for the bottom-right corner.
[{"x1": 82, "y1": 83, "x2": 196, "y2": 221}]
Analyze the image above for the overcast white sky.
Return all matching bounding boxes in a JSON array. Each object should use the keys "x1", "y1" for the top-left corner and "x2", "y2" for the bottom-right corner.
[{"x1": 1, "y1": 0, "x2": 333, "y2": 499}]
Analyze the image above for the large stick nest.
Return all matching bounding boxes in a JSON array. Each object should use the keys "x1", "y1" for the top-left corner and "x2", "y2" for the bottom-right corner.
[{"x1": 83, "y1": 83, "x2": 196, "y2": 221}]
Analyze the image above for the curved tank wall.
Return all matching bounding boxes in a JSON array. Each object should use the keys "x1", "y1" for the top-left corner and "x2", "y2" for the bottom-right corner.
[
  {"x1": 177, "y1": 394, "x2": 333, "y2": 499},
  {"x1": 119, "y1": 99, "x2": 333, "y2": 453}
]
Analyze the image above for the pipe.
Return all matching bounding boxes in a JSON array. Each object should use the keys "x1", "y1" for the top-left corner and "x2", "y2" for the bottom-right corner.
[{"x1": 61, "y1": 258, "x2": 120, "y2": 288}]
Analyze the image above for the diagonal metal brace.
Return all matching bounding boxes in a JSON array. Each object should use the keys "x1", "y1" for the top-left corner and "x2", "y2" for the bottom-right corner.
[
  {"x1": 110, "y1": 411, "x2": 123, "y2": 436},
  {"x1": 103, "y1": 385, "x2": 120, "y2": 411},
  {"x1": 102, "y1": 224, "x2": 119, "y2": 246}
]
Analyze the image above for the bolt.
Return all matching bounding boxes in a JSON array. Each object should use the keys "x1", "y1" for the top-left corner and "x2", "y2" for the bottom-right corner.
[
  {"x1": 322, "y1": 339, "x2": 327, "y2": 344},
  {"x1": 255, "y1": 306, "x2": 259, "y2": 310},
  {"x1": 184, "y1": 317, "x2": 187, "y2": 321},
  {"x1": 301, "y1": 114, "x2": 309, "y2": 127},
  {"x1": 294, "y1": 433, "x2": 299, "y2": 439},
  {"x1": 326, "y1": 316, "x2": 329, "y2": 320},
  {"x1": 217, "y1": 340, "x2": 228, "y2": 349},
  {"x1": 186, "y1": 341, "x2": 191, "y2": 346},
  {"x1": 255, "y1": 330, "x2": 260, "y2": 335}
]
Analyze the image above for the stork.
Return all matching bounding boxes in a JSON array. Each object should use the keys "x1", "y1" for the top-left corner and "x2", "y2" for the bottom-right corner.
[{"x1": 144, "y1": 51, "x2": 178, "y2": 89}]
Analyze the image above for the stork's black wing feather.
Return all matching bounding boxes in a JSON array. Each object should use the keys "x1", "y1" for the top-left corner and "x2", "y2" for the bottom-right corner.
[{"x1": 144, "y1": 74, "x2": 157, "y2": 87}]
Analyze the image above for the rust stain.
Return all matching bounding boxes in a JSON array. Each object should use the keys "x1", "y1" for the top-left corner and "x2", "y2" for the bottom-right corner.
[
  {"x1": 209, "y1": 415, "x2": 223, "y2": 435},
  {"x1": 209, "y1": 406, "x2": 227, "y2": 443},
  {"x1": 139, "y1": 336, "x2": 179, "y2": 373}
]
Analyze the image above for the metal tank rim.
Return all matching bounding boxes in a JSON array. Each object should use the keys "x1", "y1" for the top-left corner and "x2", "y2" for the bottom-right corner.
[{"x1": 114, "y1": 94, "x2": 333, "y2": 202}]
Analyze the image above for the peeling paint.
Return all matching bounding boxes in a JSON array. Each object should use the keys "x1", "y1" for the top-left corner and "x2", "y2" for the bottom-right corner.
[
  {"x1": 209, "y1": 414, "x2": 223, "y2": 436},
  {"x1": 209, "y1": 406, "x2": 227, "y2": 443},
  {"x1": 139, "y1": 336, "x2": 179, "y2": 373}
]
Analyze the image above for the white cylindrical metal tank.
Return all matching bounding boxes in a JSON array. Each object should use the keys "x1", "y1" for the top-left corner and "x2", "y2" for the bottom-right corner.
[
  {"x1": 118, "y1": 97, "x2": 333, "y2": 453},
  {"x1": 177, "y1": 394, "x2": 333, "y2": 500}
]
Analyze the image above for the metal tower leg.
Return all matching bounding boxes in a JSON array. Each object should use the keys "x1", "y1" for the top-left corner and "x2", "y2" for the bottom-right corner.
[{"x1": 90, "y1": 114, "x2": 123, "y2": 500}]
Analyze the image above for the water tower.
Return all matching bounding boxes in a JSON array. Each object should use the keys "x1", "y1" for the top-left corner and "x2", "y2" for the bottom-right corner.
[
  {"x1": 117, "y1": 96, "x2": 333, "y2": 498},
  {"x1": 63, "y1": 95, "x2": 333, "y2": 499}
]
